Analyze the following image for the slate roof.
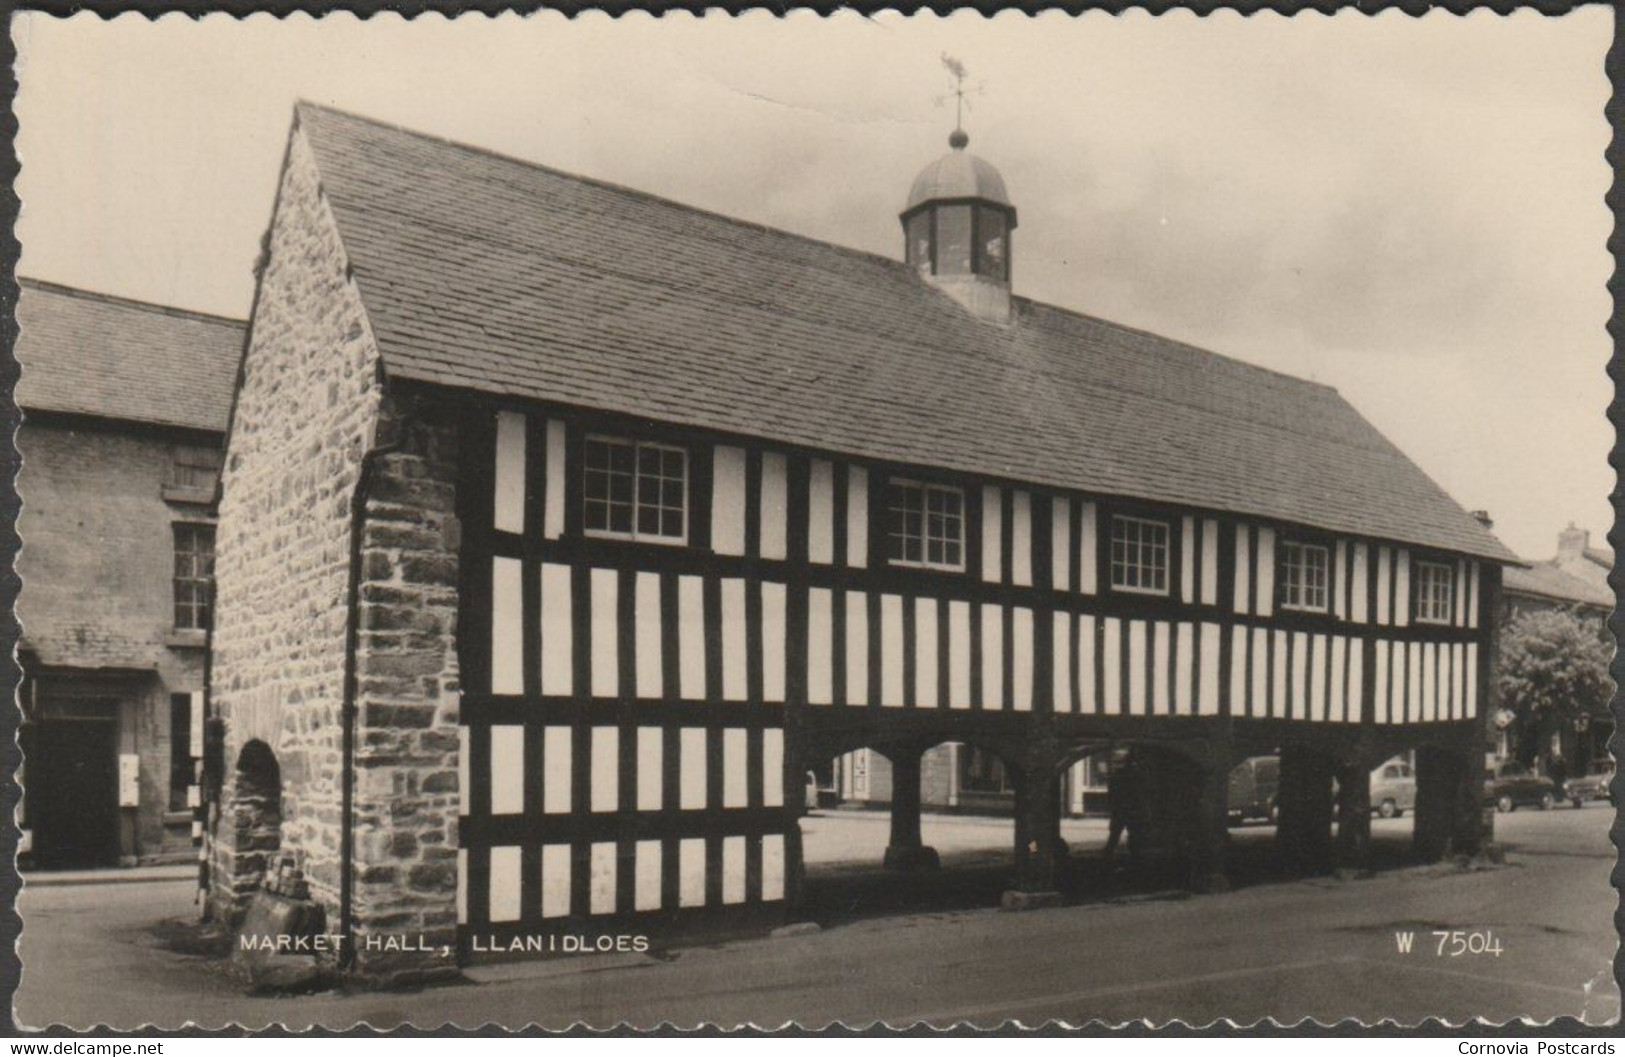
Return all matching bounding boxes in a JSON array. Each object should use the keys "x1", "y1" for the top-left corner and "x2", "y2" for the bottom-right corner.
[
  {"x1": 16, "y1": 278, "x2": 244, "y2": 433},
  {"x1": 1503, "y1": 562, "x2": 1613, "y2": 609},
  {"x1": 294, "y1": 103, "x2": 1516, "y2": 563}
]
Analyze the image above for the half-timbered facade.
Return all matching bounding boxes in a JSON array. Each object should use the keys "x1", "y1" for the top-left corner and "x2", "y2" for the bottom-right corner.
[{"x1": 206, "y1": 103, "x2": 1516, "y2": 982}]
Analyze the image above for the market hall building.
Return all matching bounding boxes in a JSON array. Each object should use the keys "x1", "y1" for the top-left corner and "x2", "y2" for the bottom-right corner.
[{"x1": 205, "y1": 104, "x2": 1516, "y2": 982}]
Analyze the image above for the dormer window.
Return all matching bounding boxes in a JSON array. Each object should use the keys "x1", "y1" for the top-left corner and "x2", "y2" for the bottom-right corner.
[{"x1": 163, "y1": 444, "x2": 221, "y2": 504}]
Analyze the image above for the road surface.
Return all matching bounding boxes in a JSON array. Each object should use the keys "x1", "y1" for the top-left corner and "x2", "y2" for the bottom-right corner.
[{"x1": 13, "y1": 804, "x2": 1617, "y2": 1030}]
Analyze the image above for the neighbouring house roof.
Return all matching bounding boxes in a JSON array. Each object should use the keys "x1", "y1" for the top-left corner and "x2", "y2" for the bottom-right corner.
[
  {"x1": 1503, "y1": 562, "x2": 1614, "y2": 609},
  {"x1": 16, "y1": 278, "x2": 245, "y2": 433},
  {"x1": 292, "y1": 103, "x2": 1517, "y2": 563}
]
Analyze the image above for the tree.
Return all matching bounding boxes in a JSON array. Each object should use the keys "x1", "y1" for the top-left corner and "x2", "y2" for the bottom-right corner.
[{"x1": 1494, "y1": 607, "x2": 1613, "y2": 767}]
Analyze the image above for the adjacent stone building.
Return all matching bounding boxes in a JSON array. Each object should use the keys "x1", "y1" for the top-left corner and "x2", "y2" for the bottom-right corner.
[
  {"x1": 1492, "y1": 524, "x2": 1613, "y2": 773},
  {"x1": 16, "y1": 278, "x2": 242, "y2": 867},
  {"x1": 207, "y1": 103, "x2": 1516, "y2": 982}
]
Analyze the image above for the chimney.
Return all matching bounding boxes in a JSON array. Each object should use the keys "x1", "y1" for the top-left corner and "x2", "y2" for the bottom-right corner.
[
  {"x1": 1470, "y1": 510, "x2": 1493, "y2": 530},
  {"x1": 1557, "y1": 523, "x2": 1590, "y2": 562}
]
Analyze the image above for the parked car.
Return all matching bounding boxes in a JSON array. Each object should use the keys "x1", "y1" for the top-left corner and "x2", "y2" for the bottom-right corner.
[
  {"x1": 1369, "y1": 758, "x2": 1416, "y2": 818},
  {"x1": 1563, "y1": 760, "x2": 1615, "y2": 808},
  {"x1": 1483, "y1": 762, "x2": 1558, "y2": 812},
  {"x1": 1227, "y1": 755, "x2": 1280, "y2": 825}
]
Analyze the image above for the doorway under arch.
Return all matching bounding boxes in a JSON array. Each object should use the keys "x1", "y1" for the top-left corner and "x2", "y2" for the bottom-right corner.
[
  {"x1": 796, "y1": 737, "x2": 1027, "y2": 924},
  {"x1": 219, "y1": 739, "x2": 283, "y2": 925}
]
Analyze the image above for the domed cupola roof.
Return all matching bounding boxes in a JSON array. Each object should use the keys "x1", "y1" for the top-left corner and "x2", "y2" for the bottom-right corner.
[{"x1": 904, "y1": 131, "x2": 1015, "y2": 217}]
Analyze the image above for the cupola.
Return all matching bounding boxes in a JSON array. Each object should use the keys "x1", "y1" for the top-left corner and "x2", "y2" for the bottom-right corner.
[{"x1": 900, "y1": 129, "x2": 1018, "y2": 323}]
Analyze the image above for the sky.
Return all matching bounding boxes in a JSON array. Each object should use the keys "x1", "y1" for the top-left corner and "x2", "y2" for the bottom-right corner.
[{"x1": 11, "y1": 8, "x2": 1615, "y2": 560}]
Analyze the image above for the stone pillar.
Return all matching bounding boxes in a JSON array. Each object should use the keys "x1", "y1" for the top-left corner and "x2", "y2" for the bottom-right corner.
[
  {"x1": 1276, "y1": 745, "x2": 1334, "y2": 875},
  {"x1": 346, "y1": 401, "x2": 463, "y2": 985},
  {"x1": 1334, "y1": 759, "x2": 1372, "y2": 877},
  {"x1": 883, "y1": 748, "x2": 940, "y2": 871}
]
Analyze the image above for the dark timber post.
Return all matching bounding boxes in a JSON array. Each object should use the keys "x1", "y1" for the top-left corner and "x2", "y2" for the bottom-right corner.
[
  {"x1": 1412, "y1": 746, "x2": 1452, "y2": 861},
  {"x1": 1449, "y1": 734, "x2": 1489, "y2": 859},
  {"x1": 1414, "y1": 734, "x2": 1488, "y2": 862},
  {"x1": 1005, "y1": 755, "x2": 1064, "y2": 908},
  {"x1": 1334, "y1": 757, "x2": 1373, "y2": 876},
  {"x1": 882, "y1": 746, "x2": 940, "y2": 872},
  {"x1": 1276, "y1": 744, "x2": 1334, "y2": 875},
  {"x1": 1193, "y1": 741, "x2": 1233, "y2": 893}
]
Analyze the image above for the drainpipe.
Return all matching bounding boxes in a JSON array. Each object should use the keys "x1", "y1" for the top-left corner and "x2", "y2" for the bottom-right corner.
[{"x1": 338, "y1": 411, "x2": 410, "y2": 969}]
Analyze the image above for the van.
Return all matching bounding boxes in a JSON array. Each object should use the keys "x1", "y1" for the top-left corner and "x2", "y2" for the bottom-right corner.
[{"x1": 1227, "y1": 755, "x2": 1280, "y2": 825}]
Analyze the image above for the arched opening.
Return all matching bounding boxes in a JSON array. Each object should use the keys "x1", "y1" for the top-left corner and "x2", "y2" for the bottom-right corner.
[
  {"x1": 221, "y1": 739, "x2": 282, "y2": 920},
  {"x1": 1202, "y1": 742, "x2": 1443, "y2": 883},
  {"x1": 795, "y1": 738, "x2": 1026, "y2": 923}
]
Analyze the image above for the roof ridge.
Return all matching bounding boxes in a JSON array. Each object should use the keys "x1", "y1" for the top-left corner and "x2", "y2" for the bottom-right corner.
[
  {"x1": 1014, "y1": 297, "x2": 1340, "y2": 394},
  {"x1": 296, "y1": 101, "x2": 1340, "y2": 401},
  {"x1": 295, "y1": 100, "x2": 913, "y2": 275},
  {"x1": 19, "y1": 276, "x2": 246, "y2": 328}
]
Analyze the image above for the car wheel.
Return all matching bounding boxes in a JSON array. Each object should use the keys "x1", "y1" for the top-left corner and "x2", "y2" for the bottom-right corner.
[
  {"x1": 1540, "y1": 792, "x2": 1555, "y2": 811},
  {"x1": 1496, "y1": 794, "x2": 1514, "y2": 813},
  {"x1": 1378, "y1": 799, "x2": 1397, "y2": 819},
  {"x1": 1573, "y1": 797, "x2": 1584, "y2": 809}
]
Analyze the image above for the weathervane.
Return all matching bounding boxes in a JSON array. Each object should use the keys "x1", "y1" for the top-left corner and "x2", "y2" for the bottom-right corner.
[{"x1": 935, "y1": 53, "x2": 984, "y2": 143}]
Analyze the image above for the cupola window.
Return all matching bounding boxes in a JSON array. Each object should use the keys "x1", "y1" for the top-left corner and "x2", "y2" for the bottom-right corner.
[
  {"x1": 978, "y1": 207, "x2": 1009, "y2": 281},
  {"x1": 935, "y1": 205, "x2": 974, "y2": 275},
  {"x1": 906, "y1": 212, "x2": 932, "y2": 272}
]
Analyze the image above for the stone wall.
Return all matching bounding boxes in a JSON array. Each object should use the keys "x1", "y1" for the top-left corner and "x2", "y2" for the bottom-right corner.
[
  {"x1": 921, "y1": 744, "x2": 957, "y2": 807},
  {"x1": 842, "y1": 746, "x2": 965, "y2": 810},
  {"x1": 211, "y1": 115, "x2": 463, "y2": 983},
  {"x1": 209, "y1": 118, "x2": 384, "y2": 924},
  {"x1": 347, "y1": 393, "x2": 461, "y2": 980}
]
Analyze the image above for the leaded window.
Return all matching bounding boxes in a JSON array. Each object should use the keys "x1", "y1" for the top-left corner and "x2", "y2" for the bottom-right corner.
[
  {"x1": 1414, "y1": 560, "x2": 1454, "y2": 624},
  {"x1": 886, "y1": 479, "x2": 965, "y2": 570},
  {"x1": 173, "y1": 523, "x2": 214, "y2": 631},
  {"x1": 1110, "y1": 515, "x2": 1169, "y2": 595},
  {"x1": 583, "y1": 436, "x2": 687, "y2": 542},
  {"x1": 1280, "y1": 540, "x2": 1331, "y2": 612}
]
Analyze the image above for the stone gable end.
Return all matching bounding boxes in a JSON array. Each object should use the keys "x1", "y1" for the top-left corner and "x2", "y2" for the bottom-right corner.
[
  {"x1": 211, "y1": 116, "x2": 464, "y2": 984},
  {"x1": 210, "y1": 119, "x2": 385, "y2": 925}
]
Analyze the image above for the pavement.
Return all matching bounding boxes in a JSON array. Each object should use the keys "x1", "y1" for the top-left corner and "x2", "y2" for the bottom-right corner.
[
  {"x1": 20, "y1": 865, "x2": 196, "y2": 888},
  {"x1": 11, "y1": 805, "x2": 1619, "y2": 1031}
]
